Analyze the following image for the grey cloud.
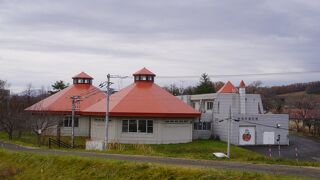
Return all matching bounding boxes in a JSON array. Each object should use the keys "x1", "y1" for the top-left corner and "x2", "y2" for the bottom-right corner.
[{"x1": 0, "y1": 0, "x2": 320, "y2": 92}]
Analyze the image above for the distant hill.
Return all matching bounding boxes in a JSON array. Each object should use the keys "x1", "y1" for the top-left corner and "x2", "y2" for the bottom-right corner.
[
  {"x1": 278, "y1": 91, "x2": 320, "y2": 97},
  {"x1": 259, "y1": 81, "x2": 320, "y2": 95}
]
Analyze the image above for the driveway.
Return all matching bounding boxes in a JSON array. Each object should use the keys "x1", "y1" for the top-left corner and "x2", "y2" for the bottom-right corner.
[
  {"x1": 243, "y1": 135, "x2": 320, "y2": 162},
  {"x1": 0, "y1": 140, "x2": 320, "y2": 178}
]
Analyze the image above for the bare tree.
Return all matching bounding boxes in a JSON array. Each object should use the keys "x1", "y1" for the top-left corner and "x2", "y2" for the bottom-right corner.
[
  {"x1": 0, "y1": 95, "x2": 25, "y2": 140},
  {"x1": 28, "y1": 101, "x2": 60, "y2": 146},
  {"x1": 247, "y1": 80, "x2": 263, "y2": 94},
  {"x1": 287, "y1": 95, "x2": 318, "y2": 132}
]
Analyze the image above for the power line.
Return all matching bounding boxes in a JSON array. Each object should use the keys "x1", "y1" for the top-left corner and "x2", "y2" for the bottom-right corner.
[
  {"x1": 156, "y1": 70, "x2": 320, "y2": 79},
  {"x1": 110, "y1": 70, "x2": 320, "y2": 79},
  {"x1": 217, "y1": 117, "x2": 289, "y2": 131},
  {"x1": 231, "y1": 118, "x2": 290, "y2": 131}
]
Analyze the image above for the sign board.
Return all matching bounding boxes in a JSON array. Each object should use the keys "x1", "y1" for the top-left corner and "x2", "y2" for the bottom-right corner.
[
  {"x1": 239, "y1": 127, "x2": 255, "y2": 145},
  {"x1": 263, "y1": 132, "x2": 275, "y2": 145}
]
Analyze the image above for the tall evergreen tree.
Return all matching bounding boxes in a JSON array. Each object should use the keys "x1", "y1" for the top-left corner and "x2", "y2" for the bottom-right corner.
[
  {"x1": 194, "y1": 73, "x2": 215, "y2": 94},
  {"x1": 49, "y1": 80, "x2": 69, "y2": 94}
]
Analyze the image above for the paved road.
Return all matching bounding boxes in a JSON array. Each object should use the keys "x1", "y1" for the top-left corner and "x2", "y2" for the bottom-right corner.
[
  {"x1": 1, "y1": 141, "x2": 320, "y2": 178},
  {"x1": 244, "y1": 135, "x2": 320, "y2": 162}
]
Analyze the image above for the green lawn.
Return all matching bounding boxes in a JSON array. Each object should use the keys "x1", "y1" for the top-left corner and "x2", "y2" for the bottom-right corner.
[
  {"x1": 1, "y1": 131, "x2": 319, "y2": 167},
  {"x1": 0, "y1": 149, "x2": 305, "y2": 180},
  {"x1": 0, "y1": 131, "x2": 86, "y2": 148}
]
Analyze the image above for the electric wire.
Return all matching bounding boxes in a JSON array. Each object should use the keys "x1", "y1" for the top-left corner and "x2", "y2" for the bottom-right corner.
[{"x1": 217, "y1": 117, "x2": 290, "y2": 131}]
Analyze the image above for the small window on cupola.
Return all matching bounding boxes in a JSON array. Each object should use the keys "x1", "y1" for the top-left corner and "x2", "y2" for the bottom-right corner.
[
  {"x1": 72, "y1": 72, "x2": 93, "y2": 85},
  {"x1": 133, "y1": 67, "x2": 156, "y2": 83}
]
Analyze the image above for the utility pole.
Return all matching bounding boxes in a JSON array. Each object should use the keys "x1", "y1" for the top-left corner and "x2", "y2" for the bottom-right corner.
[
  {"x1": 99, "y1": 74, "x2": 128, "y2": 150},
  {"x1": 227, "y1": 105, "x2": 232, "y2": 158},
  {"x1": 104, "y1": 74, "x2": 111, "y2": 150},
  {"x1": 70, "y1": 96, "x2": 80, "y2": 148}
]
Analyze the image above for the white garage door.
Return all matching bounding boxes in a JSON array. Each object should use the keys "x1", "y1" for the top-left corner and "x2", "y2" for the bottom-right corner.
[
  {"x1": 263, "y1": 132, "x2": 275, "y2": 145},
  {"x1": 239, "y1": 127, "x2": 255, "y2": 145}
]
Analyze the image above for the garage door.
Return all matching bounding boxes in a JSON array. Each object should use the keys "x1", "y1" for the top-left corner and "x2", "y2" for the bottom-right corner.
[
  {"x1": 239, "y1": 127, "x2": 255, "y2": 145},
  {"x1": 263, "y1": 132, "x2": 275, "y2": 145}
]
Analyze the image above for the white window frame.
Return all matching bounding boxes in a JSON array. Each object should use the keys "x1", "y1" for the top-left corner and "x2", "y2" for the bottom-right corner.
[
  {"x1": 122, "y1": 119, "x2": 153, "y2": 134},
  {"x1": 206, "y1": 101, "x2": 213, "y2": 110}
]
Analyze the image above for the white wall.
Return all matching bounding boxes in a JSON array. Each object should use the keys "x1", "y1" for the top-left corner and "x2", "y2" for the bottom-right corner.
[
  {"x1": 60, "y1": 116, "x2": 90, "y2": 137},
  {"x1": 90, "y1": 117, "x2": 194, "y2": 144},
  {"x1": 43, "y1": 116, "x2": 90, "y2": 137}
]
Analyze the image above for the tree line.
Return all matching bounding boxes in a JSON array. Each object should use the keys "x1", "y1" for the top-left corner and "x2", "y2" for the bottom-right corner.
[{"x1": 0, "y1": 80, "x2": 69, "y2": 144}]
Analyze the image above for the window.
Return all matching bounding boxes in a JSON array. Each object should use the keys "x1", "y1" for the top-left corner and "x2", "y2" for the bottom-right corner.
[
  {"x1": 217, "y1": 101, "x2": 220, "y2": 114},
  {"x1": 129, "y1": 120, "x2": 137, "y2": 132},
  {"x1": 63, "y1": 116, "x2": 79, "y2": 127},
  {"x1": 147, "y1": 76, "x2": 153, "y2": 81},
  {"x1": 122, "y1": 120, "x2": 153, "y2": 133},
  {"x1": 194, "y1": 122, "x2": 211, "y2": 130},
  {"x1": 122, "y1": 120, "x2": 128, "y2": 132},
  {"x1": 147, "y1": 120, "x2": 153, "y2": 133},
  {"x1": 138, "y1": 120, "x2": 147, "y2": 133},
  {"x1": 141, "y1": 76, "x2": 147, "y2": 80},
  {"x1": 207, "y1": 101, "x2": 213, "y2": 110}
]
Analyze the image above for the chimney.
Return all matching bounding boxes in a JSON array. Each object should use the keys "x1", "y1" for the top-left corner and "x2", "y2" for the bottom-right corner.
[{"x1": 239, "y1": 80, "x2": 246, "y2": 114}]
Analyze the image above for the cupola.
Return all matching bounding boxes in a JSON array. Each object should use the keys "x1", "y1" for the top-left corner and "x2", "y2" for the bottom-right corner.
[
  {"x1": 72, "y1": 72, "x2": 93, "y2": 85},
  {"x1": 133, "y1": 67, "x2": 156, "y2": 83}
]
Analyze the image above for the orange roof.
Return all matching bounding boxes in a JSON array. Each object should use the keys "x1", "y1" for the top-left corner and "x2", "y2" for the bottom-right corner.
[
  {"x1": 83, "y1": 82, "x2": 200, "y2": 118},
  {"x1": 72, "y1": 72, "x2": 93, "y2": 79},
  {"x1": 133, "y1": 67, "x2": 156, "y2": 76},
  {"x1": 26, "y1": 73, "x2": 105, "y2": 114},
  {"x1": 217, "y1": 81, "x2": 238, "y2": 93},
  {"x1": 239, "y1": 80, "x2": 246, "y2": 88},
  {"x1": 26, "y1": 69, "x2": 200, "y2": 118}
]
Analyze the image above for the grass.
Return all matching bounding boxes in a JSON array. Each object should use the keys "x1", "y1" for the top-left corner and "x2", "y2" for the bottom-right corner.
[
  {"x1": 103, "y1": 141, "x2": 320, "y2": 167},
  {"x1": 0, "y1": 131, "x2": 86, "y2": 148},
  {"x1": 0, "y1": 149, "x2": 306, "y2": 180},
  {"x1": 1, "y1": 131, "x2": 320, "y2": 168}
]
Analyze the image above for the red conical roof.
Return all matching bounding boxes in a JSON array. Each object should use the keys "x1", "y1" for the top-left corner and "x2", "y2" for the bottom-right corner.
[
  {"x1": 83, "y1": 82, "x2": 200, "y2": 118},
  {"x1": 25, "y1": 85, "x2": 105, "y2": 113},
  {"x1": 133, "y1": 67, "x2": 156, "y2": 76},
  {"x1": 72, "y1": 72, "x2": 93, "y2": 79},
  {"x1": 217, "y1": 81, "x2": 238, "y2": 93},
  {"x1": 239, "y1": 80, "x2": 246, "y2": 88},
  {"x1": 26, "y1": 69, "x2": 200, "y2": 118}
]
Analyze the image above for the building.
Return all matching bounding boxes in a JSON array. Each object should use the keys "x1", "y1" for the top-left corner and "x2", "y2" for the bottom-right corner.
[
  {"x1": 26, "y1": 68, "x2": 201, "y2": 144},
  {"x1": 178, "y1": 80, "x2": 289, "y2": 145}
]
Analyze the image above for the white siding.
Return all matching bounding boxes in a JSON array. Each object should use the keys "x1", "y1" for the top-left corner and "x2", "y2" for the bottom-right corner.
[
  {"x1": 90, "y1": 117, "x2": 194, "y2": 144},
  {"x1": 60, "y1": 116, "x2": 90, "y2": 137}
]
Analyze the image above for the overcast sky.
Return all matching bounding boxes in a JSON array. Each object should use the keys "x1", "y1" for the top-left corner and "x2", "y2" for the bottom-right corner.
[{"x1": 0, "y1": 0, "x2": 320, "y2": 93}]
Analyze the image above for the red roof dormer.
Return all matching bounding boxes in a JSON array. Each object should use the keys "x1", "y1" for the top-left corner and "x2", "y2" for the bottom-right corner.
[
  {"x1": 133, "y1": 67, "x2": 156, "y2": 83},
  {"x1": 72, "y1": 72, "x2": 93, "y2": 85}
]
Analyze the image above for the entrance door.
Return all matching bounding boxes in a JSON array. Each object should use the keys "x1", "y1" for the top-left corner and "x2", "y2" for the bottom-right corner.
[
  {"x1": 239, "y1": 127, "x2": 255, "y2": 145},
  {"x1": 91, "y1": 120, "x2": 105, "y2": 140}
]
